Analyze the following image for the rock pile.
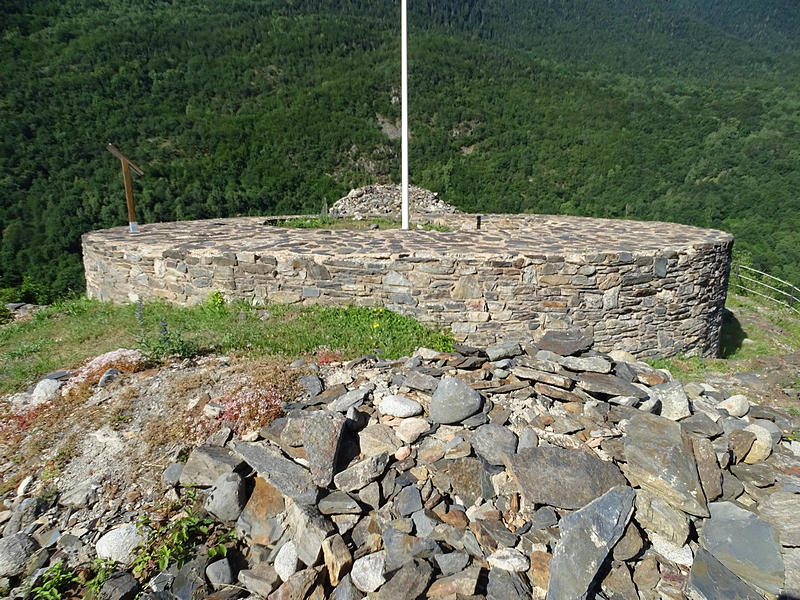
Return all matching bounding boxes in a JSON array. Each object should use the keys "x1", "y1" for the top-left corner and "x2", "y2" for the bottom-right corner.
[
  {"x1": 2, "y1": 332, "x2": 800, "y2": 600},
  {"x1": 329, "y1": 185, "x2": 460, "y2": 220}
]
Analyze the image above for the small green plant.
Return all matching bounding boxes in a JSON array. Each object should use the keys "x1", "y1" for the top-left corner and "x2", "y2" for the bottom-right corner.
[
  {"x1": 139, "y1": 315, "x2": 199, "y2": 362},
  {"x1": 132, "y1": 485, "x2": 228, "y2": 580},
  {"x1": 30, "y1": 561, "x2": 78, "y2": 600},
  {"x1": 83, "y1": 558, "x2": 116, "y2": 596},
  {"x1": 789, "y1": 406, "x2": 800, "y2": 417},
  {"x1": 0, "y1": 304, "x2": 12, "y2": 325},
  {"x1": 203, "y1": 291, "x2": 227, "y2": 314}
]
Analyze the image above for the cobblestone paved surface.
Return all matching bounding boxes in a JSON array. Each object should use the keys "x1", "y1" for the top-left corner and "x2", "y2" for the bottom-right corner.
[{"x1": 84, "y1": 214, "x2": 732, "y2": 259}]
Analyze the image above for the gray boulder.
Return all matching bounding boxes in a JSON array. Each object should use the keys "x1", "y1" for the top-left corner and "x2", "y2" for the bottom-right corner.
[{"x1": 429, "y1": 377, "x2": 483, "y2": 424}]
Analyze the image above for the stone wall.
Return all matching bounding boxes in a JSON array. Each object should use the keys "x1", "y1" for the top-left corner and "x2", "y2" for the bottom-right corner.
[{"x1": 82, "y1": 214, "x2": 733, "y2": 358}]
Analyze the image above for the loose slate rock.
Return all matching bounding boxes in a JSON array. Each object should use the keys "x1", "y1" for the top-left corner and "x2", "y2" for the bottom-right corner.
[
  {"x1": 204, "y1": 472, "x2": 246, "y2": 522},
  {"x1": 429, "y1": 377, "x2": 483, "y2": 424},
  {"x1": 179, "y1": 445, "x2": 243, "y2": 487},
  {"x1": 485, "y1": 340, "x2": 521, "y2": 361},
  {"x1": 559, "y1": 355, "x2": 612, "y2": 374},
  {"x1": 537, "y1": 329, "x2": 593, "y2": 356},
  {"x1": 505, "y1": 447, "x2": 626, "y2": 510},
  {"x1": 285, "y1": 501, "x2": 336, "y2": 566},
  {"x1": 486, "y1": 569, "x2": 532, "y2": 600},
  {"x1": 319, "y1": 491, "x2": 362, "y2": 515},
  {"x1": 546, "y1": 486, "x2": 635, "y2": 600},
  {"x1": 334, "y1": 452, "x2": 390, "y2": 492},
  {"x1": 757, "y1": 491, "x2": 800, "y2": 546},
  {"x1": 302, "y1": 410, "x2": 347, "y2": 487},
  {"x1": 229, "y1": 440, "x2": 318, "y2": 504},
  {"x1": 236, "y1": 476, "x2": 286, "y2": 546},
  {"x1": 681, "y1": 413, "x2": 724, "y2": 438},
  {"x1": 0, "y1": 533, "x2": 36, "y2": 577},
  {"x1": 624, "y1": 412, "x2": 709, "y2": 517},
  {"x1": 700, "y1": 501, "x2": 784, "y2": 597},
  {"x1": 576, "y1": 372, "x2": 649, "y2": 398},
  {"x1": 471, "y1": 424, "x2": 518, "y2": 466},
  {"x1": 375, "y1": 558, "x2": 433, "y2": 600},
  {"x1": 99, "y1": 571, "x2": 139, "y2": 600},
  {"x1": 427, "y1": 564, "x2": 481, "y2": 597},
  {"x1": 435, "y1": 552, "x2": 470, "y2": 576},
  {"x1": 634, "y1": 489, "x2": 690, "y2": 546},
  {"x1": 688, "y1": 547, "x2": 763, "y2": 600},
  {"x1": 651, "y1": 381, "x2": 691, "y2": 421},
  {"x1": 329, "y1": 386, "x2": 372, "y2": 412}
]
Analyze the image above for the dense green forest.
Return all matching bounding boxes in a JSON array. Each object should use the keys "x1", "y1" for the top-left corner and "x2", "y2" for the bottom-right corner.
[{"x1": 2, "y1": 0, "x2": 800, "y2": 300}]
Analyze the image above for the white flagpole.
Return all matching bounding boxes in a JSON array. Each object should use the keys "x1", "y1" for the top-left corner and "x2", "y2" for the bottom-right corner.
[{"x1": 401, "y1": 0, "x2": 409, "y2": 230}]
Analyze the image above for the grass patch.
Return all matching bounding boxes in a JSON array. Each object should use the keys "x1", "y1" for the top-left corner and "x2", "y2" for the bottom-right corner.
[
  {"x1": 269, "y1": 215, "x2": 450, "y2": 231},
  {"x1": 0, "y1": 296, "x2": 452, "y2": 394}
]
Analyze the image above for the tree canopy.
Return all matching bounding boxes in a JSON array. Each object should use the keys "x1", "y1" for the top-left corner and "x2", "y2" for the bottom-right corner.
[{"x1": 2, "y1": 0, "x2": 799, "y2": 299}]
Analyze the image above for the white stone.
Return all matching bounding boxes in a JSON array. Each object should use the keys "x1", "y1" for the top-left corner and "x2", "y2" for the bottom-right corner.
[
  {"x1": 649, "y1": 532, "x2": 693, "y2": 567},
  {"x1": 716, "y1": 395, "x2": 750, "y2": 418},
  {"x1": 31, "y1": 378, "x2": 63, "y2": 407},
  {"x1": 95, "y1": 524, "x2": 147, "y2": 566},
  {"x1": 487, "y1": 548, "x2": 530, "y2": 572},
  {"x1": 378, "y1": 395, "x2": 422, "y2": 418},
  {"x1": 608, "y1": 350, "x2": 636, "y2": 363},
  {"x1": 326, "y1": 371, "x2": 353, "y2": 386},
  {"x1": 273, "y1": 541, "x2": 299, "y2": 582},
  {"x1": 743, "y1": 423, "x2": 773, "y2": 464},
  {"x1": 350, "y1": 551, "x2": 386, "y2": 592},
  {"x1": 415, "y1": 347, "x2": 441, "y2": 360},
  {"x1": 396, "y1": 418, "x2": 430, "y2": 444}
]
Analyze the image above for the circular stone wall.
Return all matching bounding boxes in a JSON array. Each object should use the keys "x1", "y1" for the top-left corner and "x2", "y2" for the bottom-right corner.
[{"x1": 82, "y1": 214, "x2": 733, "y2": 358}]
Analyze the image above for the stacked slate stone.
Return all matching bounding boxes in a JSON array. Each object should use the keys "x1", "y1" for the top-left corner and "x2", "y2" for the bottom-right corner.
[
  {"x1": 329, "y1": 185, "x2": 460, "y2": 220},
  {"x1": 2, "y1": 334, "x2": 800, "y2": 600}
]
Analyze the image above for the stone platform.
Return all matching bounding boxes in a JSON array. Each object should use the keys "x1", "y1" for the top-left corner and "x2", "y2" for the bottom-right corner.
[{"x1": 82, "y1": 214, "x2": 733, "y2": 358}]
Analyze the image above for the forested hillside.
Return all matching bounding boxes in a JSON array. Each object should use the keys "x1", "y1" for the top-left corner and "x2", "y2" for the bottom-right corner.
[{"x1": 2, "y1": 0, "x2": 800, "y2": 299}]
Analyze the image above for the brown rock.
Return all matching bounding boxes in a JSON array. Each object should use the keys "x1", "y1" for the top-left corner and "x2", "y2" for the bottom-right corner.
[
  {"x1": 237, "y1": 477, "x2": 286, "y2": 546},
  {"x1": 633, "y1": 555, "x2": 660, "y2": 592},
  {"x1": 601, "y1": 562, "x2": 638, "y2": 599},
  {"x1": 528, "y1": 550, "x2": 552, "y2": 590},
  {"x1": 268, "y1": 567, "x2": 321, "y2": 600},
  {"x1": 692, "y1": 437, "x2": 723, "y2": 502},
  {"x1": 322, "y1": 533, "x2": 352, "y2": 587},
  {"x1": 440, "y1": 508, "x2": 469, "y2": 529},
  {"x1": 427, "y1": 565, "x2": 481, "y2": 597},
  {"x1": 728, "y1": 430, "x2": 756, "y2": 464},
  {"x1": 613, "y1": 522, "x2": 644, "y2": 562}
]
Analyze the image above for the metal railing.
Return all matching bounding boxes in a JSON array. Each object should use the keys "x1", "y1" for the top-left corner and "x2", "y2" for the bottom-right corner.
[{"x1": 729, "y1": 263, "x2": 800, "y2": 314}]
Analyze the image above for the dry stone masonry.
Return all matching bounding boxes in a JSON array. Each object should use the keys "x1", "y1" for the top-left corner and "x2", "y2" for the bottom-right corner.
[
  {"x1": 2, "y1": 336, "x2": 799, "y2": 599},
  {"x1": 82, "y1": 209, "x2": 732, "y2": 359}
]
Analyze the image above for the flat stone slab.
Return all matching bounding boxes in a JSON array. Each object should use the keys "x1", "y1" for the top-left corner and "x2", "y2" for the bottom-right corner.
[
  {"x1": 758, "y1": 491, "x2": 800, "y2": 546},
  {"x1": 505, "y1": 447, "x2": 626, "y2": 510},
  {"x1": 229, "y1": 440, "x2": 317, "y2": 504},
  {"x1": 700, "y1": 501, "x2": 784, "y2": 597},
  {"x1": 624, "y1": 412, "x2": 709, "y2": 517},
  {"x1": 546, "y1": 486, "x2": 636, "y2": 600},
  {"x1": 688, "y1": 547, "x2": 763, "y2": 600}
]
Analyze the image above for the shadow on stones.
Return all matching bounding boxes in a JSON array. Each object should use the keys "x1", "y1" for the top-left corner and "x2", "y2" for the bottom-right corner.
[{"x1": 719, "y1": 308, "x2": 747, "y2": 358}]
